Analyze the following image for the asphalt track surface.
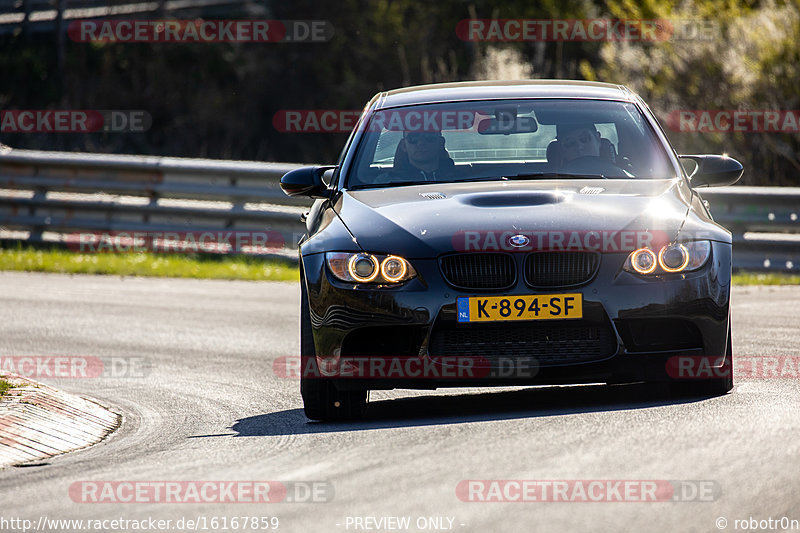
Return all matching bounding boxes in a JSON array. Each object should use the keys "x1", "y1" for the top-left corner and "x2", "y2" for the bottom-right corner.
[{"x1": 1, "y1": 271, "x2": 799, "y2": 533}]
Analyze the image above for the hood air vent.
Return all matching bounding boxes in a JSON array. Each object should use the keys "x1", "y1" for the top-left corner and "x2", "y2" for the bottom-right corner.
[{"x1": 419, "y1": 192, "x2": 447, "y2": 200}]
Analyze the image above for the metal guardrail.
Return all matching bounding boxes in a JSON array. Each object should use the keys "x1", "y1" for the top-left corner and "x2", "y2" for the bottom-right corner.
[
  {"x1": 0, "y1": 147, "x2": 798, "y2": 271},
  {"x1": 700, "y1": 187, "x2": 800, "y2": 272},
  {"x1": 0, "y1": 148, "x2": 310, "y2": 258},
  {"x1": 0, "y1": 0, "x2": 253, "y2": 32}
]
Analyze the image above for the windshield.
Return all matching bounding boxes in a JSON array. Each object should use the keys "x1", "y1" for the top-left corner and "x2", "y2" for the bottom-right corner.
[{"x1": 346, "y1": 99, "x2": 675, "y2": 189}]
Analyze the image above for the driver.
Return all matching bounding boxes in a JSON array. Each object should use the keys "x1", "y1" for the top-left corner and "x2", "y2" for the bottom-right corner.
[
  {"x1": 558, "y1": 123, "x2": 601, "y2": 163},
  {"x1": 389, "y1": 130, "x2": 455, "y2": 181}
]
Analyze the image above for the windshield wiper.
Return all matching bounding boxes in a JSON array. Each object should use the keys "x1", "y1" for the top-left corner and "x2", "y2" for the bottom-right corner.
[
  {"x1": 353, "y1": 176, "x2": 514, "y2": 188},
  {"x1": 451, "y1": 176, "x2": 516, "y2": 183},
  {"x1": 351, "y1": 180, "x2": 434, "y2": 189},
  {"x1": 503, "y1": 172, "x2": 610, "y2": 180},
  {"x1": 350, "y1": 173, "x2": 615, "y2": 189}
]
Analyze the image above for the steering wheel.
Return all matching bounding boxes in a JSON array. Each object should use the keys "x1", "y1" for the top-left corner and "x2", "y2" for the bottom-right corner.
[{"x1": 561, "y1": 156, "x2": 627, "y2": 178}]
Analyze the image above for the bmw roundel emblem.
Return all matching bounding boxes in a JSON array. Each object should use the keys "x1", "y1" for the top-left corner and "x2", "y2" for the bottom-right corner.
[{"x1": 508, "y1": 234, "x2": 530, "y2": 248}]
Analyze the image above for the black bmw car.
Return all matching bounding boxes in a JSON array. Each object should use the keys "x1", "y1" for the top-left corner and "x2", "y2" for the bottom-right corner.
[{"x1": 280, "y1": 80, "x2": 743, "y2": 421}]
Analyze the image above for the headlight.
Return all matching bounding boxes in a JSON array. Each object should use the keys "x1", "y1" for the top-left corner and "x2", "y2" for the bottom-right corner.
[
  {"x1": 326, "y1": 252, "x2": 416, "y2": 284},
  {"x1": 630, "y1": 248, "x2": 657, "y2": 274},
  {"x1": 348, "y1": 254, "x2": 380, "y2": 282},
  {"x1": 658, "y1": 243, "x2": 689, "y2": 272},
  {"x1": 624, "y1": 241, "x2": 711, "y2": 275}
]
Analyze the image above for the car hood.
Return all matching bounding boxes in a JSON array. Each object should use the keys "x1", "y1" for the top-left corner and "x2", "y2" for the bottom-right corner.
[{"x1": 338, "y1": 179, "x2": 730, "y2": 257}]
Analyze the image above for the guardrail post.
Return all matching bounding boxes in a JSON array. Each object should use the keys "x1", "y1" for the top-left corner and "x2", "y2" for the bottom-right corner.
[
  {"x1": 22, "y1": 0, "x2": 32, "y2": 39},
  {"x1": 229, "y1": 175, "x2": 241, "y2": 229},
  {"x1": 55, "y1": 0, "x2": 67, "y2": 84},
  {"x1": 28, "y1": 186, "x2": 48, "y2": 243}
]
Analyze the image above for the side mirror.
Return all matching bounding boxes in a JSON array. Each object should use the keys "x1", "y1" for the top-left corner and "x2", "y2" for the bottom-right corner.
[
  {"x1": 280, "y1": 166, "x2": 336, "y2": 198},
  {"x1": 679, "y1": 155, "x2": 743, "y2": 187}
]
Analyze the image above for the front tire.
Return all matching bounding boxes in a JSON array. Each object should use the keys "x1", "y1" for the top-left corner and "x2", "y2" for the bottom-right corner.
[{"x1": 299, "y1": 275, "x2": 367, "y2": 421}]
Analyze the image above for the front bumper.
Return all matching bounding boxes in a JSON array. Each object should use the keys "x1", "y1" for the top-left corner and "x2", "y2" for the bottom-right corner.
[{"x1": 301, "y1": 242, "x2": 732, "y2": 390}]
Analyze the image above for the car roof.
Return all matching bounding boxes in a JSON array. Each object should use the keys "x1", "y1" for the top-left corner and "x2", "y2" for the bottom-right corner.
[{"x1": 375, "y1": 80, "x2": 635, "y2": 109}]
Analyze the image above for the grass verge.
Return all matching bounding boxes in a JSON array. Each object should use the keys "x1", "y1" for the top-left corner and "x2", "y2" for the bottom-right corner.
[
  {"x1": 0, "y1": 246, "x2": 299, "y2": 281},
  {"x1": 1, "y1": 245, "x2": 798, "y2": 285},
  {"x1": 731, "y1": 272, "x2": 800, "y2": 285}
]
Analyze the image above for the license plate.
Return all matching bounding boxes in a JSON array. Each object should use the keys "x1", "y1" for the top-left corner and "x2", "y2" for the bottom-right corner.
[{"x1": 457, "y1": 293, "x2": 582, "y2": 323}]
